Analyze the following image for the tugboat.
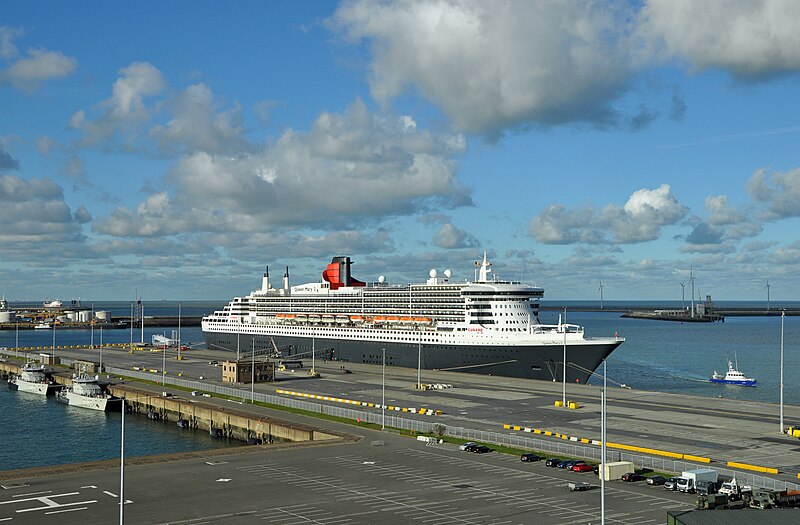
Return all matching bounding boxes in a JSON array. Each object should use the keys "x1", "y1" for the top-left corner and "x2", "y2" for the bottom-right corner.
[
  {"x1": 56, "y1": 371, "x2": 118, "y2": 411},
  {"x1": 710, "y1": 360, "x2": 757, "y2": 387},
  {"x1": 8, "y1": 362, "x2": 57, "y2": 395}
]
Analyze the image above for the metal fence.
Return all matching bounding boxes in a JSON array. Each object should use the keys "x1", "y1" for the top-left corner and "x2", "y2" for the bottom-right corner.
[{"x1": 106, "y1": 366, "x2": 800, "y2": 492}]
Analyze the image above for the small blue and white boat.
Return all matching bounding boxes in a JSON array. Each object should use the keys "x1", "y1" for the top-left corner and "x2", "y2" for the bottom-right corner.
[{"x1": 710, "y1": 360, "x2": 757, "y2": 387}]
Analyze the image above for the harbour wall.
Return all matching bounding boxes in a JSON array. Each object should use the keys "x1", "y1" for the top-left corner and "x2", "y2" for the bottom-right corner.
[
  {"x1": 1, "y1": 360, "x2": 342, "y2": 446},
  {"x1": 107, "y1": 384, "x2": 341, "y2": 444}
]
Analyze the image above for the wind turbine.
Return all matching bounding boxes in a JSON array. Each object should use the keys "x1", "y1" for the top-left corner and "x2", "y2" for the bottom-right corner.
[
  {"x1": 598, "y1": 280, "x2": 604, "y2": 310},
  {"x1": 766, "y1": 280, "x2": 771, "y2": 310}
]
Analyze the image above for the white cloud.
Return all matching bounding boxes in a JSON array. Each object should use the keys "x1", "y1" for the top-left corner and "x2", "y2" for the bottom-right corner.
[
  {"x1": 529, "y1": 184, "x2": 688, "y2": 245},
  {"x1": 705, "y1": 195, "x2": 744, "y2": 226},
  {"x1": 639, "y1": 0, "x2": 800, "y2": 77},
  {"x1": 332, "y1": 0, "x2": 635, "y2": 135},
  {"x1": 95, "y1": 100, "x2": 471, "y2": 237},
  {"x1": 0, "y1": 175, "x2": 81, "y2": 243},
  {"x1": 747, "y1": 167, "x2": 800, "y2": 219},
  {"x1": 0, "y1": 27, "x2": 21, "y2": 59},
  {"x1": 106, "y1": 62, "x2": 165, "y2": 120},
  {"x1": 149, "y1": 83, "x2": 248, "y2": 155},
  {"x1": 71, "y1": 62, "x2": 165, "y2": 147},
  {"x1": 433, "y1": 222, "x2": 478, "y2": 249}
]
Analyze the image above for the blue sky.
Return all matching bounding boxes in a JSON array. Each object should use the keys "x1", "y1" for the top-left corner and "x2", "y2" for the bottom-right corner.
[{"x1": 2, "y1": 1, "x2": 800, "y2": 302}]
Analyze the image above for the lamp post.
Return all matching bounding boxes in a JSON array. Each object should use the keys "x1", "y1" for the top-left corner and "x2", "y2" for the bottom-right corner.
[
  {"x1": 417, "y1": 328, "x2": 422, "y2": 390},
  {"x1": 601, "y1": 359, "x2": 607, "y2": 525},
  {"x1": 162, "y1": 338, "x2": 166, "y2": 385},
  {"x1": 382, "y1": 347, "x2": 386, "y2": 431},
  {"x1": 562, "y1": 307, "x2": 567, "y2": 407},
  {"x1": 120, "y1": 398, "x2": 125, "y2": 525},
  {"x1": 177, "y1": 302, "x2": 182, "y2": 361},
  {"x1": 251, "y1": 339, "x2": 255, "y2": 404},
  {"x1": 780, "y1": 309, "x2": 785, "y2": 433},
  {"x1": 100, "y1": 327, "x2": 103, "y2": 373}
]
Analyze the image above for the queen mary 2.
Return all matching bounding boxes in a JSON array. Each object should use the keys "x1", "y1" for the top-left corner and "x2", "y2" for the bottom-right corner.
[{"x1": 202, "y1": 254, "x2": 624, "y2": 383}]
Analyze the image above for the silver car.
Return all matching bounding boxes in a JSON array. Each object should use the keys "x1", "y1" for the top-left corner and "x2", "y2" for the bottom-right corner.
[{"x1": 664, "y1": 477, "x2": 681, "y2": 490}]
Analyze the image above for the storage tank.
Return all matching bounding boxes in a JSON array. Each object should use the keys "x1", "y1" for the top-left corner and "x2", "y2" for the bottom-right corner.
[
  {"x1": 77, "y1": 310, "x2": 90, "y2": 322},
  {"x1": 95, "y1": 310, "x2": 111, "y2": 321},
  {"x1": 66, "y1": 310, "x2": 79, "y2": 321},
  {"x1": 0, "y1": 311, "x2": 16, "y2": 323}
]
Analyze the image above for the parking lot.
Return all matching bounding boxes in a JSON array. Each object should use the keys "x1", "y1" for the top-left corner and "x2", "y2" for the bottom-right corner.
[{"x1": 1, "y1": 427, "x2": 699, "y2": 525}]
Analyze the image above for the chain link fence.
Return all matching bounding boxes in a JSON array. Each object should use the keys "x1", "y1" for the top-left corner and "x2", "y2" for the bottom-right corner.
[{"x1": 106, "y1": 366, "x2": 800, "y2": 492}]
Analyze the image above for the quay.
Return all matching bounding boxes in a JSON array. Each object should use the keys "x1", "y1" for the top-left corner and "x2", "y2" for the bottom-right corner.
[{"x1": 4, "y1": 345, "x2": 800, "y2": 523}]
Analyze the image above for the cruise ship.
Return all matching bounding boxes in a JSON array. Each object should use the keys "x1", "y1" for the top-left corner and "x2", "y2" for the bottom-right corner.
[{"x1": 202, "y1": 255, "x2": 624, "y2": 383}]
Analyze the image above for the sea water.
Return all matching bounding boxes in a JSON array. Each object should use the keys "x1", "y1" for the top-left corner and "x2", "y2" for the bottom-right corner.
[
  {"x1": 1, "y1": 301, "x2": 798, "y2": 471},
  {"x1": 540, "y1": 306, "x2": 800, "y2": 405},
  {"x1": 0, "y1": 301, "x2": 234, "y2": 472}
]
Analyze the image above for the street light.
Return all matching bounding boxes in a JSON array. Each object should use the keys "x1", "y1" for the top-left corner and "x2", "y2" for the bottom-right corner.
[
  {"x1": 562, "y1": 307, "x2": 567, "y2": 407},
  {"x1": 120, "y1": 398, "x2": 125, "y2": 525},
  {"x1": 382, "y1": 347, "x2": 386, "y2": 431},
  {"x1": 417, "y1": 328, "x2": 422, "y2": 390},
  {"x1": 601, "y1": 359, "x2": 607, "y2": 525},
  {"x1": 780, "y1": 309, "x2": 785, "y2": 433},
  {"x1": 251, "y1": 338, "x2": 255, "y2": 404}
]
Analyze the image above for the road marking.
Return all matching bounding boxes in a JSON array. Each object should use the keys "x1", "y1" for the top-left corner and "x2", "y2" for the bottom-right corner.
[
  {"x1": 45, "y1": 507, "x2": 88, "y2": 515},
  {"x1": 1, "y1": 492, "x2": 97, "y2": 514},
  {"x1": 10, "y1": 492, "x2": 50, "y2": 498},
  {"x1": 216, "y1": 479, "x2": 232, "y2": 482},
  {"x1": 103, "y1": 491, "x2": 117, "y2": 497},
  {"x1": 80, "y1": 485, "x2": 97, "y2": 489}
]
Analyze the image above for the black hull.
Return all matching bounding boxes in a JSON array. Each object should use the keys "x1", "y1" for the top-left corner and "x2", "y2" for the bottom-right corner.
[{"x1": 203, "y1": 331, "x2": 621, "y2": 383}]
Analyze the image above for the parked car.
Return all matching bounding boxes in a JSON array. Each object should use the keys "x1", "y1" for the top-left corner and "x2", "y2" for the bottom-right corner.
[
  {"x1": 621, "y1": 472, "x2": 645, "y2": 482},
  {"x1": 664, "y1": 477, "x2": 680, "y2": 490},
  {"x1": 646, "y1": 475, "x2": 667, "y2": 486},
  {"x1": 472, "y1": 445, "x2": 492, "y2": 454},
  {"x1": 459, "y1": 442, "x2": 477, "y2": 451},
  {"x1": 545, "y1": 458, "x2": 561, "y2": 467},
  {"x1": 520, "y1": 453, "x2": 542, "y2": 462},
  {"x1": 562, "y1": 460, "x2": 585, "y2": 469},
  {"x1": 572, "y1": 463, "x2": 595, "y2": 473}
]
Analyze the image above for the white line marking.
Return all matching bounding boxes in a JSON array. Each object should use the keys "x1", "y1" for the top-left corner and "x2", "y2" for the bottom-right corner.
[
  {"x1": 45, "y1": 507, "x2": 88, "y2": 515},
  {"x1": 9, "y1": 491, "x2": 51, "y2": 499}
]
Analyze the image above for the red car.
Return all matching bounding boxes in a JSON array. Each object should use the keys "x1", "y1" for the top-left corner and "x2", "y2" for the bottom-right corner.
[{"x1": 572, "y1": 463, "x2": 594, "y2": 473}]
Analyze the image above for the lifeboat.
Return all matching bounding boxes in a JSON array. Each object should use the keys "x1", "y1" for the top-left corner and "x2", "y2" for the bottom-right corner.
[
  {"x1": 414, "y1": 317, "x2": 431, "y2": 325},
  {"x1": 374, "y1": 316, "x2": 387, "y2": 323},
  {"x1": 335, "y1": 314, "x2": 349, "y2": 324},
  {"x1": 386, "y1": 315, "x2": 400, "y2": 323},
  {"x1": 321, "y1": 314, "x2": 335, "y2": 323},
  {"x1": 295, "y1": 314, "x2": 308, "y2": 323},
  {"x1": 350, "y1": 315, "x2": 365, "y2": 323},
  {"x1": 400, "y1": 316, "x2": 414, "y2": 324},
  {"x1": 308, "y1": 314, "x2": 321, "y2": 323}
]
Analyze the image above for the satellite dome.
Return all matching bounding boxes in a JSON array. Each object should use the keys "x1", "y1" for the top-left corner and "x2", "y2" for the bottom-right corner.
[
  {"x1": 444, "y1": 269, "x2": 452, "y2": 278},
  {"x1": 429, "y1": 269, "x2": 438, "y2": 278},
  {"x1": 378, "y1": 275, "x2": 385, "y2": 283}
]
